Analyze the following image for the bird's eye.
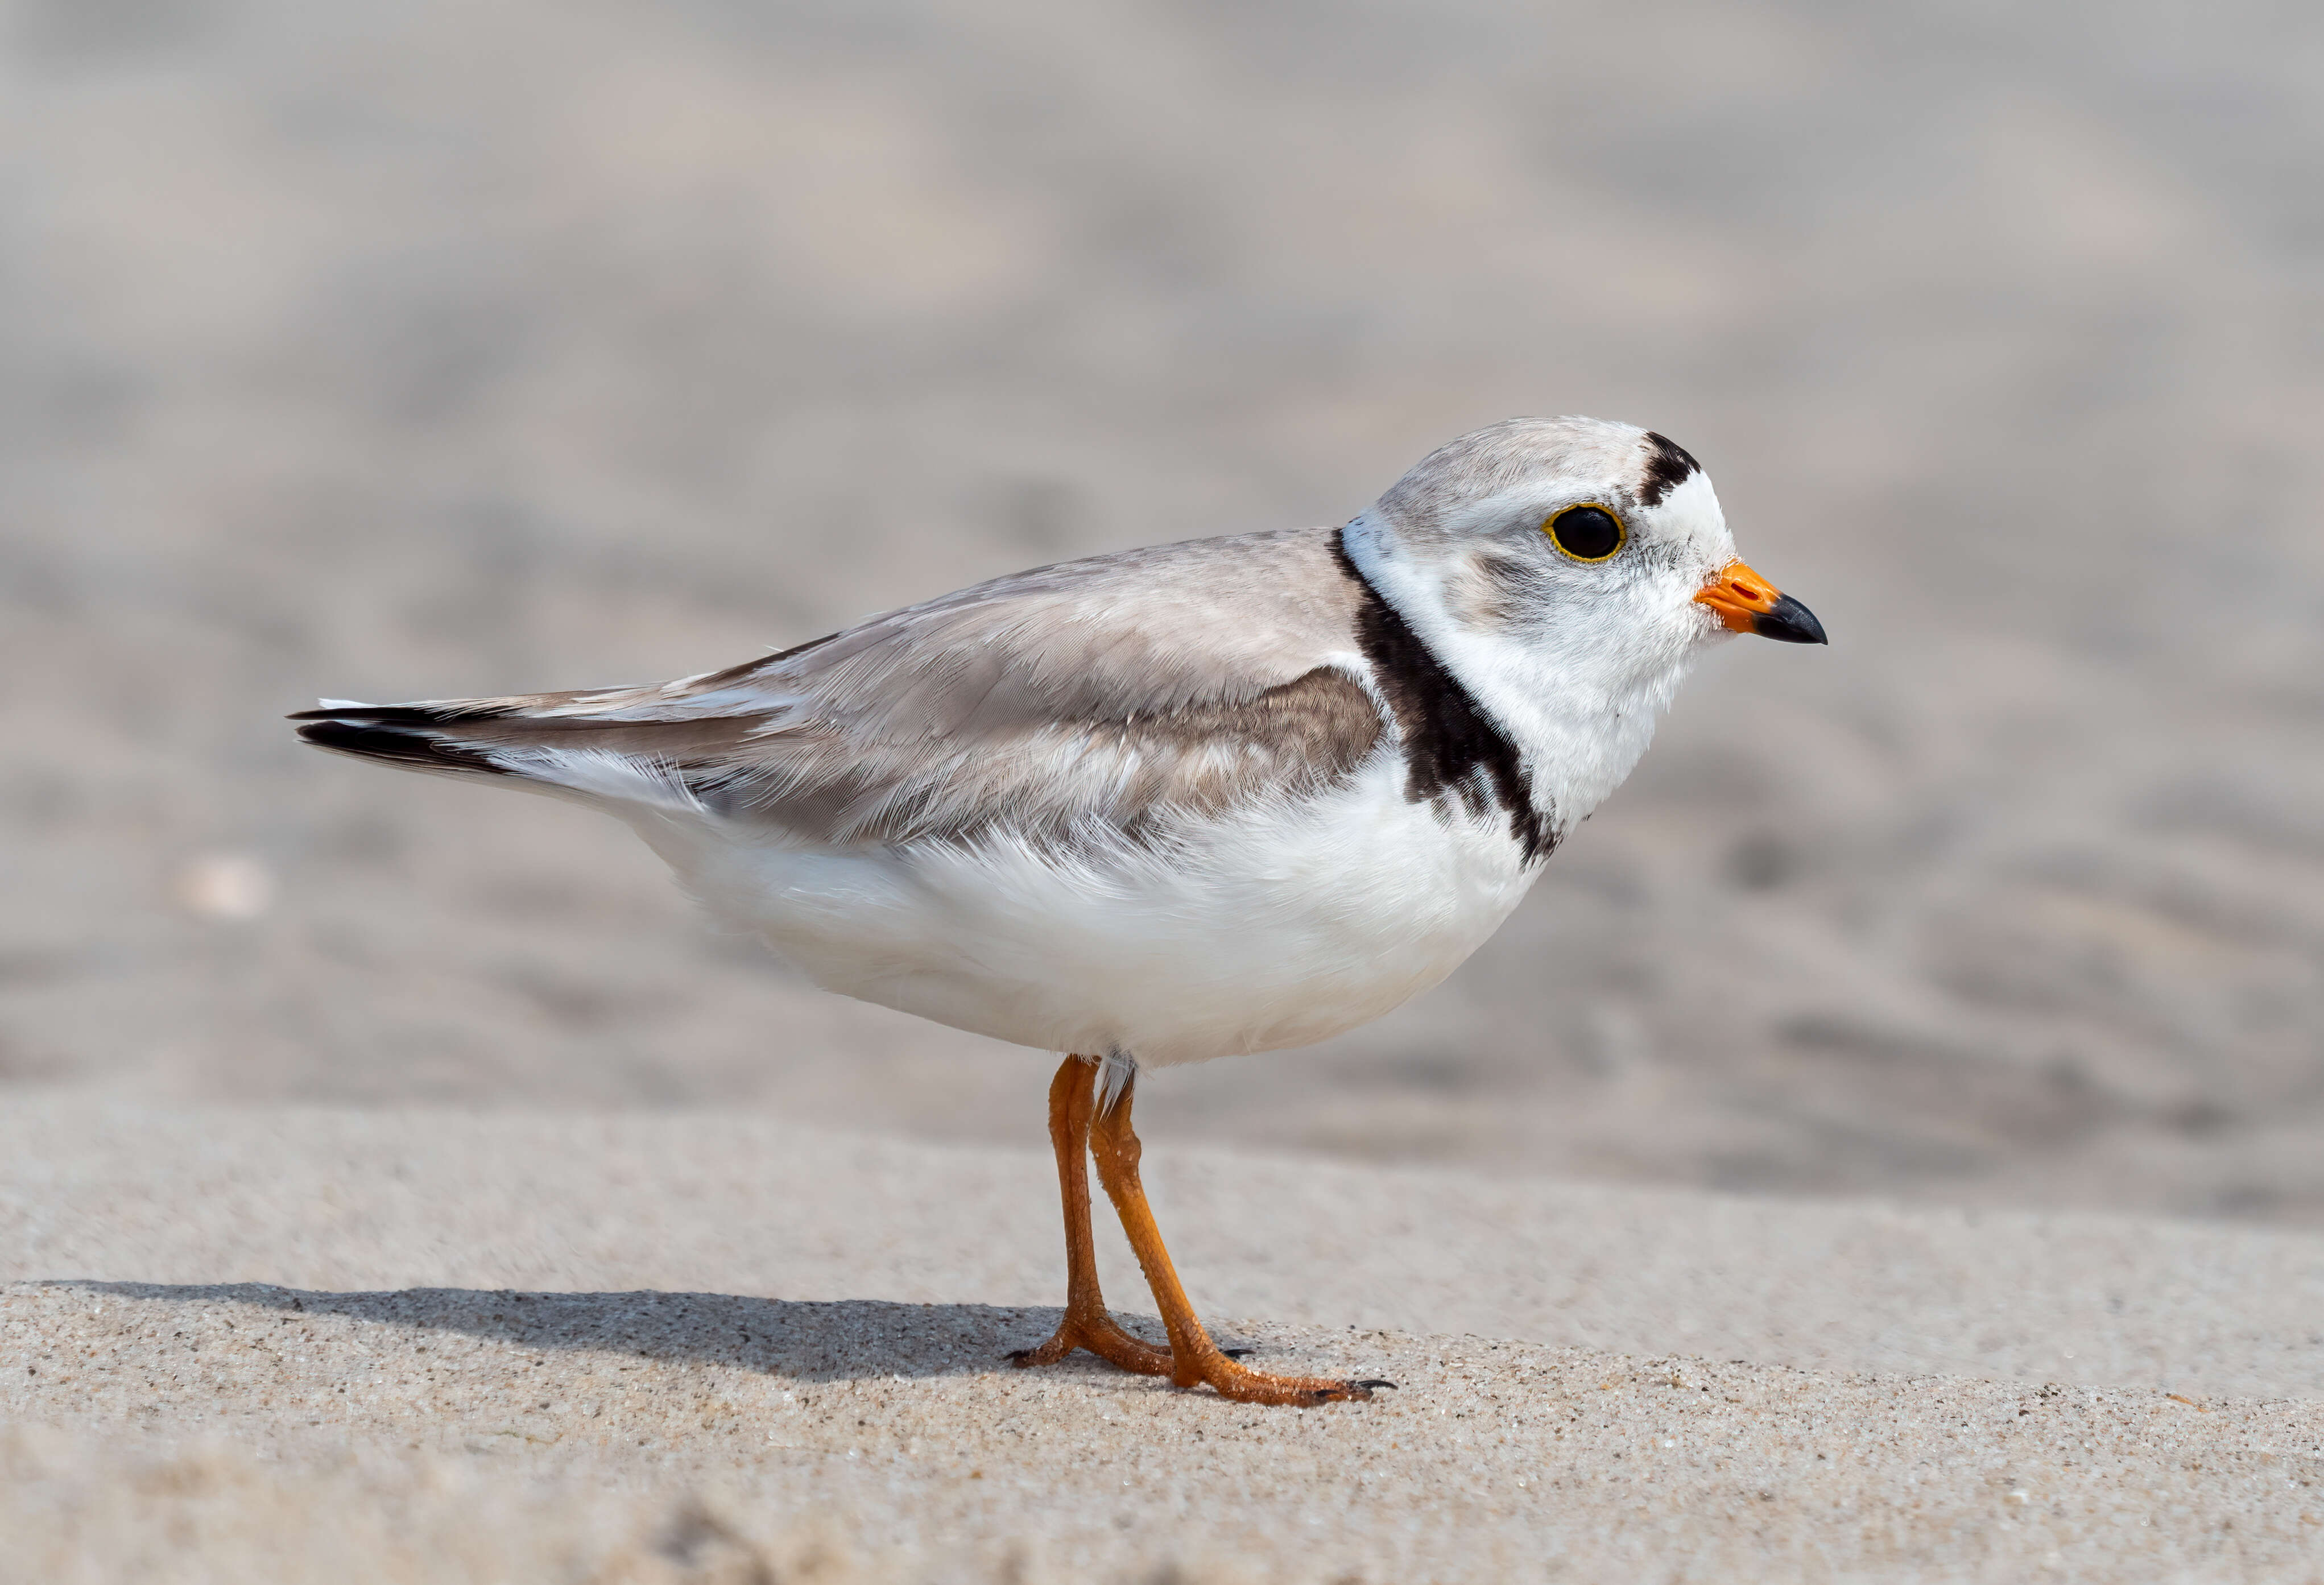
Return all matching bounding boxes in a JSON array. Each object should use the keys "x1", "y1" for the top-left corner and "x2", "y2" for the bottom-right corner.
[{"x1": 1545, "y1": 504, "x2": 1626, "y2": 562}]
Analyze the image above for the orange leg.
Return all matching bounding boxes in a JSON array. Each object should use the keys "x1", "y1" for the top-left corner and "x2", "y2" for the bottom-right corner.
[
  {"x1": 1008, "y1": 1056, "x2": 1175, "y2": 1376},
  {"x1": 1087, "y1": 1069, "x2": 1393, "y2": 1406}
]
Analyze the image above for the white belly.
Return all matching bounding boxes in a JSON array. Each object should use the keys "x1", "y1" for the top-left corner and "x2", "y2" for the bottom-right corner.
[{"x1": 635, "y1": 757, "x2": 1540, "y2": 1066}]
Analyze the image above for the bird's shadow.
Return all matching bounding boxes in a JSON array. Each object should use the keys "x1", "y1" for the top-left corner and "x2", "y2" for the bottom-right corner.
[{"x1": 60, "y1": 1282, "x2": 1176, "y2": 1385}]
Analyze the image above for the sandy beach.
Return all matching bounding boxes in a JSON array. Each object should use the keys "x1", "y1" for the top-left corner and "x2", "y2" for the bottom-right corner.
[
  {"x1": 9, "y1": 1, "x2": 2324, "y2": 1577},
  {"x1": 9, "y1": 0, "x2": 2324, "y2": 1224},
  {"x1": 7, "y1": 1099, "x2": 2323, "y2": 1580}
]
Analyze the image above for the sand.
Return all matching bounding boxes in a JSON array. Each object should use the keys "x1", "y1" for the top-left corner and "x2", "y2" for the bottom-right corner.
[
  {"x1": 9, "y1": 3, "x2": 2324, "y2": 1576},
  {"x1": 7, "y1": 1098, "x2": 2323, "y2": 1581}
]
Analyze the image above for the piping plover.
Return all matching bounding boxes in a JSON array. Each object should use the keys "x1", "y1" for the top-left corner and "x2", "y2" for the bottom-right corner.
[{"x1": 294, "y1": 416, "x2": 1824, "y2": 1405}]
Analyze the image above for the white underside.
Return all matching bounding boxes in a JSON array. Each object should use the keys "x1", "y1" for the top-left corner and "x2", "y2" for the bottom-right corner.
[{"x1": 626, "y1": 752, "x2": 1539, "y2": 1067}]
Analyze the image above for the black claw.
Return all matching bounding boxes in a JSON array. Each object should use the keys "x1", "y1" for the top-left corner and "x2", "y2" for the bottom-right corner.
[
  {"x1": 1309, "y1": 1377, "x2": 1397, "y2": 1403},
  {"x1": 1220, "y1": 1347, "x2": 1253, "y2": 1359}
]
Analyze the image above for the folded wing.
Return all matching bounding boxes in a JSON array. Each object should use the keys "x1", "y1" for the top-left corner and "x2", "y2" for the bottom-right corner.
[{"x1": 293, "y1": 527, "x2": 1386, "y2": 847}]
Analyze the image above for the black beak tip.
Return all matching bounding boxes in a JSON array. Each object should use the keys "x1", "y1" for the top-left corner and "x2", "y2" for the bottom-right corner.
[{"x1": 1752, "y1": 593, "x2": 1827, "y2": 645}]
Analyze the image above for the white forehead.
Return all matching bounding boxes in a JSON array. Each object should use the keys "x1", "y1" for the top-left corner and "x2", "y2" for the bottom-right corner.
[{"x1": 1633, "y1": 467, "x2": 1734, "y2": 567}]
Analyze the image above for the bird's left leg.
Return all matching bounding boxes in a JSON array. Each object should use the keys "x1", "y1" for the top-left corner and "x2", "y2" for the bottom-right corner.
[
  {"x1": 1007, "y1": 1054, "x2": 1174, "y2": 1376},
  {"x1": 1088, "y1": 1072, "x2": 1391, "y2": 1406}
]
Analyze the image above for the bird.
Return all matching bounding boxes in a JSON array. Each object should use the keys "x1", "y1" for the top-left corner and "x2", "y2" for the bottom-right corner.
[{"x1": 292, "y1": 415, "x2": 1825, "y2": 1406}]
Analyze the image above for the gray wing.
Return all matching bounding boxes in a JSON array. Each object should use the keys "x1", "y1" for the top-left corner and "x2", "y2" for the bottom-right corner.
[{"x1": 293, "y1": 527, "x2": 1386, "y2": 846}]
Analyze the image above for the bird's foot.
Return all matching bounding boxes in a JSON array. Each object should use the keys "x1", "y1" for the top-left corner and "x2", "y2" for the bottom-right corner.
[
  {"x1": 1175, "y1": 1342, "x2": 1395, "y2": 1406},
  {"x1": 1009, "y1": 1319, "x2": 1386, "y2": 1402},
  {"x1": 1008, "y1": 1310, "x2": 1173, "y2": 1376}
]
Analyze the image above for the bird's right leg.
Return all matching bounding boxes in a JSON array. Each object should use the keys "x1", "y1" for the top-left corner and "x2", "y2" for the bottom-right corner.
[{"x1": 1007, "y1": 1054, "x2": 1175, "y2": 1376}]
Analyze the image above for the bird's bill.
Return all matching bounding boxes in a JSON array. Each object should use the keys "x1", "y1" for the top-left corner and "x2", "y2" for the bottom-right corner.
[{"x1": 1694, "y1": 560, "x2": 1828, "y2": 645}]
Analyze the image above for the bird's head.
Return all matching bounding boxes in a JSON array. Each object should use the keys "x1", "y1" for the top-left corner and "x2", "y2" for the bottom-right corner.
[{"x1": 1353, "y1": 416, "x2": 1825, "y2": 686}]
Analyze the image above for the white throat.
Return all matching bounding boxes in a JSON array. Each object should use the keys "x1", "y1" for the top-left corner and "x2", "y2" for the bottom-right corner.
[{"x1": 1341, "y1": 512, "x2": 1698, "y2": 837}]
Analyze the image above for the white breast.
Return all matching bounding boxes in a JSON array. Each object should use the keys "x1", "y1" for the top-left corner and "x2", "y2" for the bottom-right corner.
[{"x1": 632, "y1": 753, "x2": 1540, "y2": 1066}]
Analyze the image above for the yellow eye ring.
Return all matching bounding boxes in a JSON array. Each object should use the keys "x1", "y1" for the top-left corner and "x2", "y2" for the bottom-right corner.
[{"x1": 1545, "y1": 503, "x2": 1627, "y2": 562}]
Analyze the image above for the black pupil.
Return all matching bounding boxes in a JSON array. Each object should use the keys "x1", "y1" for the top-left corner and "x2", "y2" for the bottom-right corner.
[{"x1": 1554, "y1": 507, "x2": 1621, "y2": 559}]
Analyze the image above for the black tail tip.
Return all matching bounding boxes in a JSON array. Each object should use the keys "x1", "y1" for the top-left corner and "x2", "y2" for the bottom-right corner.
[{"x1": 294, "y1": 717, "x2": 508, "y2": 775}]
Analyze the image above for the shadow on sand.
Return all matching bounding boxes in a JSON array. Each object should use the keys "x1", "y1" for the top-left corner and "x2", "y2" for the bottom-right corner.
[{"x1": 59, "y1": 1282, "x2": 1185, "y2": 1385}]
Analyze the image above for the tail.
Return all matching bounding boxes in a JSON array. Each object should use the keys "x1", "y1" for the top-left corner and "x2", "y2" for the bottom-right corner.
[
  {"x1": 288, "y1": 692, "x2": 750, "y2": 813},
  {"x1": 291, "y1": 700, "x2": 522, "y2": 780}
]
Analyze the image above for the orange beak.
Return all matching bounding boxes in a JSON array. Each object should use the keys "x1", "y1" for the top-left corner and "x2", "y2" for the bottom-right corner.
[{"x1": 1694, "y1": 560, "x2": 1827, "y2": 644}]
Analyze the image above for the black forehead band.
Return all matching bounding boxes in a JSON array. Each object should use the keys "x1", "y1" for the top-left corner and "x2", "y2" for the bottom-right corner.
[{"x1": 1638, "y1": 432, "x2": 1701, "y2": 507}]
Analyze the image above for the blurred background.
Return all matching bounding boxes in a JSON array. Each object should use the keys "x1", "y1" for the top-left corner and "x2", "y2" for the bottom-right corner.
[{"x1": 5, "y1": 0, "x2": 2323, "y2": 1223}]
